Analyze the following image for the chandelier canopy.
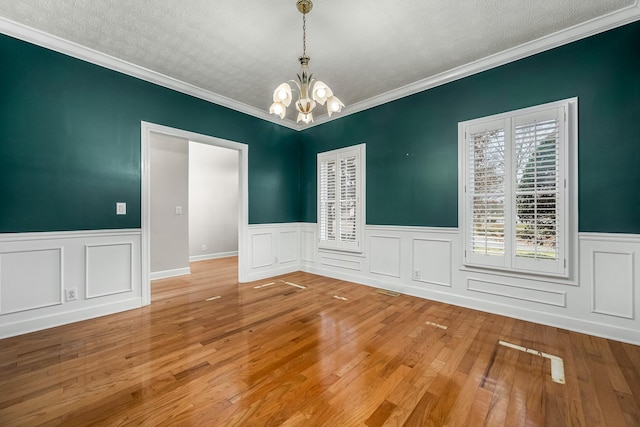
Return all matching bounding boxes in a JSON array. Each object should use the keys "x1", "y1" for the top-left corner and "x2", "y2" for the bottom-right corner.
[{"x1": 269, "y1": 0, "x2": 344, "y2": 124}]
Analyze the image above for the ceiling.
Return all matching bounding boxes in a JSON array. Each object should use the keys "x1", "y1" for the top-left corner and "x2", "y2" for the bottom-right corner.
[{"x1": 0, "y1": 1, "x2": 638, "y2": 129}]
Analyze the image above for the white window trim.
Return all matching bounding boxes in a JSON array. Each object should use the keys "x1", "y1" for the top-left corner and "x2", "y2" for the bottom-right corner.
[
  {"x1": 458, "y1": 98, "x2": 578, "y2": 279},
  {"x1": 317, "y1": 143, "x2": 366, "y2": 253}
]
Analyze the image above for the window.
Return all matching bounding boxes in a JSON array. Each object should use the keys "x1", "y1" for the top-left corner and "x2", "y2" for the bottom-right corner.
[
  {"x1": 318, "y1": 144, "x2": 365, "y2": 252},
  {"x1": 460, "y1": 98, "x2": 577, "y2": 277}
]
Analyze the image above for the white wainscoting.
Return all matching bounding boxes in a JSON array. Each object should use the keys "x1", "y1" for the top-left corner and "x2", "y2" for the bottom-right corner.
[
  {"x1": 300, "y1": 224, "x2": 640, "y2": 345},
  {"x1": 4, "y1": 225, "x2": 638, "y2": 344},
  {"x1": 246, "y1": 224, "x2": 300, "y2": 281},
  {"x1": 0, "y1": 229, "x2": 142, "y2": 339}
]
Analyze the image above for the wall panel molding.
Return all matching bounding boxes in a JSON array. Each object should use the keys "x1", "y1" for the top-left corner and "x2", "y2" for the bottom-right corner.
[
  {"x1": 0, "y1": 230, "x2": 141, "y2": 339},
  {"x1": 321, "y1": 256, "x2": 362, "y2": 271},
  {"x1": 467, "y1": 278, "x2": 567, "y2": 307},
  {"x1": 85, "y1": 243, "x2": 134, "y2": 299},
  {"x1": 301, "y1": 230, "x2": 316, "y2": 263},
  {"x1": 251, "y1": 233, "x2": 273, "y2": 269},
  {"x1": 0, "y1": 248, "x2": 63, "y2": 314},
  {"x1": 412, "y1": 238, "x2": 452, "y2": 287},
  {"x1": 369, "y1": 235, "x2": 401, "y2": 278},
  {"x1": 279, "y1": 231, "x2": 298, "y2": 264},
  {"x1": 591, "y1": 250, "x2": 635, "y2": 319},
  {"x1": 581, "y1": 234, "x2": 639, "y2": 326}
]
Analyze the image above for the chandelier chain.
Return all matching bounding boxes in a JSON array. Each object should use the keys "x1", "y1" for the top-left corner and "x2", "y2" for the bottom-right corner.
[{"x1": 302, "y1": 12, "x2": 307, "y2": 56}]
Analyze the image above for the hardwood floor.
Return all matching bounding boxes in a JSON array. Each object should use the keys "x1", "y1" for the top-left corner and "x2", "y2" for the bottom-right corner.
[{"x1": 1, "y1": 257, "x2": 639, "y2": 426}]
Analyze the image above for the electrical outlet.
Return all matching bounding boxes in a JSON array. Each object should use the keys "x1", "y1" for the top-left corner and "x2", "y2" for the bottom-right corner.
[
  {"x1": 201, "y1": 244, "x2": 207, "y2": 252},
  {"x1": 274, "y1": 256, "x2": 278, "y2": 264},
  {"x1": 413, "y1": 269, "x2": 420, "y2": 280},
  {"x1": 66, "y1": 288, "x2": 78, "y2": 301}
]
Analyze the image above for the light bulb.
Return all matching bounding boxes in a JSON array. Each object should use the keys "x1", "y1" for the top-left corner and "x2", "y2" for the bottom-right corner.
[
  {"x1": 272, "y1": 83, "x2": 292, "y2": 107},
  {"x1": 311, "y1": 81, "x2": 332, "y2": 105},
  {"x1": 326, "y1": 96, "x2": 344, "y2": 117},
  {"x1": 269, "y1": 101, "x2": 287, "y2": 119}
]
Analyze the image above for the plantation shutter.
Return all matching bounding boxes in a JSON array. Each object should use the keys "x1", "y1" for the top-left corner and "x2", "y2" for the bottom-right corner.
[
  {"x1": 465, "y1": 119, "x2": 509, "y2": 268},
  {"x1": 462, "y1": 101, "x2": 569, "y2": 277},
  {"x1": 339, "y1": 154, "x2": 358, "y2": 245},
  {"x1": 318, "y1": 145, "x2": 364, "y2": 252},
  {"x1": 512, "y1": 107, "x2": 565, "y2": 274},
  {"x1": 319, "y1": 159, "x2": 336, "y2": 244}
]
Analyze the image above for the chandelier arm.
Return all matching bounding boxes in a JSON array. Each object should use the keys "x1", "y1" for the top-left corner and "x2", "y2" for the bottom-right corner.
[{"x1": 289, "y1": 79, "x2": 302, "y2": 93}]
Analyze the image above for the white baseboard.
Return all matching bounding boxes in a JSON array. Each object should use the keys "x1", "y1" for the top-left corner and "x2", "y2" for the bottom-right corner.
[
  {"x1": 150, "y1": 267, "x2": 191, "y2": 280},
  {"x1": 0, "y1": 297, "x2": 143, "y2": 339},
  {"x1": 189, "y1": 251, "x2": 238, "y2": 262}
]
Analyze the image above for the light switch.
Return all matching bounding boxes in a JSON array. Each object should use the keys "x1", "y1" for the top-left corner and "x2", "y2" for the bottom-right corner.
[
  {"x1": 175, "y1": 206, "x2": 183, "y2": 215},
  {"x1": 116, "y1": 202, "x2": 126, "y2": 215}
]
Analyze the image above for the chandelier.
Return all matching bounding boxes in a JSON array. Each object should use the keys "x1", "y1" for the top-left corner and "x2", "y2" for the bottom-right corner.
[{"x1": 269, "y1": 0, "x2": 344, "y2": 124}]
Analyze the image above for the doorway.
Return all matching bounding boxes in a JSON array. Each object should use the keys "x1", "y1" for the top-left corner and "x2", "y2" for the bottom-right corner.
[
  {"x1": 140, "y1": 121, "x2": 249, "y2": 306},
  {"x1": 188, "y1": 141, "x2": 239, "y2": 263}
]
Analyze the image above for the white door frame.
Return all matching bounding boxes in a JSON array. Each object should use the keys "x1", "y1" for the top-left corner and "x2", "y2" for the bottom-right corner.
[{"x1": 140, "y1": 121, "x2": 249, "y2": 305}]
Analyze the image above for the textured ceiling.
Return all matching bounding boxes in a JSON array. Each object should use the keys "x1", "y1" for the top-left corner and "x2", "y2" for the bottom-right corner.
[{"x1": 0, "y1": 0, "x2": 637, "y2": 127}]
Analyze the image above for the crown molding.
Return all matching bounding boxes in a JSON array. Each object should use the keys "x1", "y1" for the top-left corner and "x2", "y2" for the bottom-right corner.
[
  {"x1": 1, "y1": 2, "x2": 639, "y2": 133},
  {"x1": 305, "y1": 1, "x2": 640, "y2": 129},
  {"x1": 0, "y1": 16, "x2": 302, "y2": 131}
]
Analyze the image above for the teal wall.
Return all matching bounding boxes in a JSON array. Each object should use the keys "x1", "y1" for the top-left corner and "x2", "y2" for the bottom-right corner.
[
  {"x1": 299, "y1": 21, "x2": 640, "y2": 234},
  {"x1": 2, "y1": 21, "x2": 639, "y2": 234},
  {"x1": 0, "y1": 35, "x2": 301, "y2": 232}
]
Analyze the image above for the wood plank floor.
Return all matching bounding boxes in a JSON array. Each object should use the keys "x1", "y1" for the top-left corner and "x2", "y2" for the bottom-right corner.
[{"x1": 1, "y1": 257, "x2": 639, "y2": 426}]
